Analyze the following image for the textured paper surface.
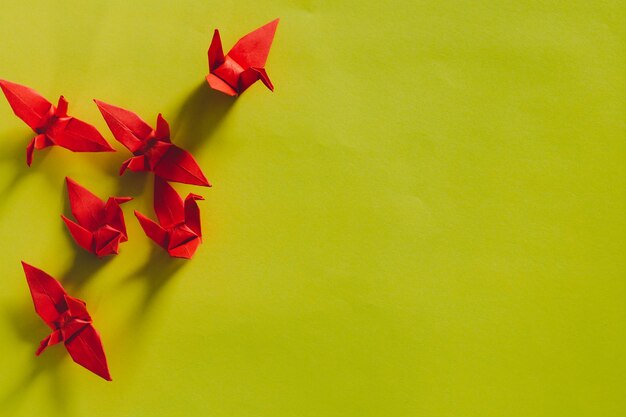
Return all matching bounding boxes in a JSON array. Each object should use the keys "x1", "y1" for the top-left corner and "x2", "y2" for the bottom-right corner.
[{"x1": 0, "y1": 1, "x2": 625, "y2": 416}]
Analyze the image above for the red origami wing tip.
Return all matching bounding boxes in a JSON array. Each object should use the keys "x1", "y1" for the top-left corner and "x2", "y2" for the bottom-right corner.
[
  {"x1": 48, "y1": 117, "x2": 115, "y2": 152},
  {"x1": 94, "y1": 99, "x2": 152, "y2": 152},
  {"x1": 154, "y1": 177, "x2": 185, "y2": 227},
  {"x1": 52, "y1": 117, "x2": 116, "y2": 153},
  {"x1": 65, "y1": 324, "x2": 112, "y2": 381},
  {"x1": 0, "y1": 79, "x2": 54, "y2": 131},
  {"x1": 135, "y1": 210, "x2": 169, "y2": 249},
  {"x1": 62, "y1": 215, "x2": 95, "y2": 254},
  {"x1": 228, "y1": 18, "x2": 279, "y2": 69},
  {"x1": 153, "y1": 145, "x2": 211, "y2": 187},
  {"x1": 21, "y1": 262, "x2": 68, "y2": 326},
  {"x1": 65, "y1": 177, "x2": 106, "y2": 231}
]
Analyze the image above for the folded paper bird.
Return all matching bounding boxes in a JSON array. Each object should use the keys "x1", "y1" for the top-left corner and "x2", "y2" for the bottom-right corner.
[
  {"x1": 0, "y1": 80, "x2": 114, "y2": 166},
  {"x1": 135, "y1": 177, "x2": 204, "y2": 259},
  {"x1": 62, "y1": 177, "x2": 132, "y2": 257},
  {"x1": 207, "y1": 18, "x2": 279, "y2": 96},
  {"x1": 22, "y1": 262, "x2": 112, "y2": 381},
  {"x1": 95, "y1": 100, "x2": 210, "y2": 187}
]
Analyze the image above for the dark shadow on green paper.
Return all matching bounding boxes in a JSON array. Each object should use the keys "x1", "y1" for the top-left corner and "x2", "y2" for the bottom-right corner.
[
  {"x1": 60, "y1": 250, "x2": 112, "y2": 291},
  {"x1": 126, "y1": 246, "x2": 187, "y2": 311},
  {"x1": 1, "y1": 302, "x2": 69, "y2": 415},
  {"x1": 170, "y1": 81, "x2": 235, "y2": 152},
  {"x1": 0, "y1": 134, "x2": 50, "y2": 210},
  {"x1": 114, "y1": 170, "x2": 151, "y2": 198}
]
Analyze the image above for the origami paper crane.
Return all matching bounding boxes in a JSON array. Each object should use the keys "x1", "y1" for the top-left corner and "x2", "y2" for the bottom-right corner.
[
  {"x1": 0, "y1": 80, "x2": 114, "y2": 166},
  {"x1": 22, "y1": 262, "x2": 111, "y2": 381},
  {"x1": 207, "y1": 18, "x2": 279, "y2": 96},
  {"x1": 95, "y1": 100, "x2": 211, "y2": 186},
  {"x1": 62, "y1": 177, "x2": 132, "y2": 257},
  {"x1": 135, "y1": 177, "x2": 204, "y2": 259}
]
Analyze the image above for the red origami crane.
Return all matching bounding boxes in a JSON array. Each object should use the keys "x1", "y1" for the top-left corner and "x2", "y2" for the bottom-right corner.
[
  {"x1": 22, "y1": 262, "x2": 112, "y2": 381},
  {"x1": 135, "y1": 177, "x2": 204, "y2": 259},
  {"x1": 95, "y1": 100, "x2": 210, "y2": 187},
  {"x1": 207, "y1": 18, "x2": 279, "y2": 96},
  {"x1": 62, "y1": 177, "x2": 132, "y2": 257},
  {"x1": 0, "y1": 80, "x2": 114, "y2": 166}
]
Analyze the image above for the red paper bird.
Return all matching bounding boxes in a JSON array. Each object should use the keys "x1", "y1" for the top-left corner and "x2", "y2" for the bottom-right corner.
[
  {"x1": 206, "y1": 18, "x2": 279, "y2": 96},
  {"x1": 0, "y1": 80, "x2": 114, "y2": 166},
  {"x1": 135, "y1": 177, "x2": 204, "y2": 259},
  {"x1": 95, "y1": 100, "x2": 210, "y2": 187},
  {"x1": 21, "y1": 262, "x2": 112, "y2": 381},
  {"x1": 62, "y1": 177, "x2": 132, "y2": 257}
]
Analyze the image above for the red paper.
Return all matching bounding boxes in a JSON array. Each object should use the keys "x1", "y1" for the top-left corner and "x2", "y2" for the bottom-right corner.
[
  {"x1": 62, "y1": 177, "x2": 132, "y2": 257},
  {"x1": 0, "y1": 80, "x2": 114, "y2": 166},
  {"x1": 21, "y1": 262, "x2": 112, "y2": 381},
  {"x1": 135, "y1": 177, "x2": 204, "y2": 259},
  {"x1": 206, "y1": 18, "x2": 279, "y2": 96},
  {"x1": 94, "y1": 100, "x2": 211, "y2": 187}
]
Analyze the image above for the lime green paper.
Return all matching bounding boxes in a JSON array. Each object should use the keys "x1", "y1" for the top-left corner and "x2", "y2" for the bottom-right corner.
[{"x1": 0, "y1": 1, "x2": 624, "y2": 416}]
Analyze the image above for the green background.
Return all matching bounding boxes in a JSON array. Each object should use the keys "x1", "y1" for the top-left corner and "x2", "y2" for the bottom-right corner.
[{"x1": 0, "y1": 1, "x2": 624, "y2": 416}]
